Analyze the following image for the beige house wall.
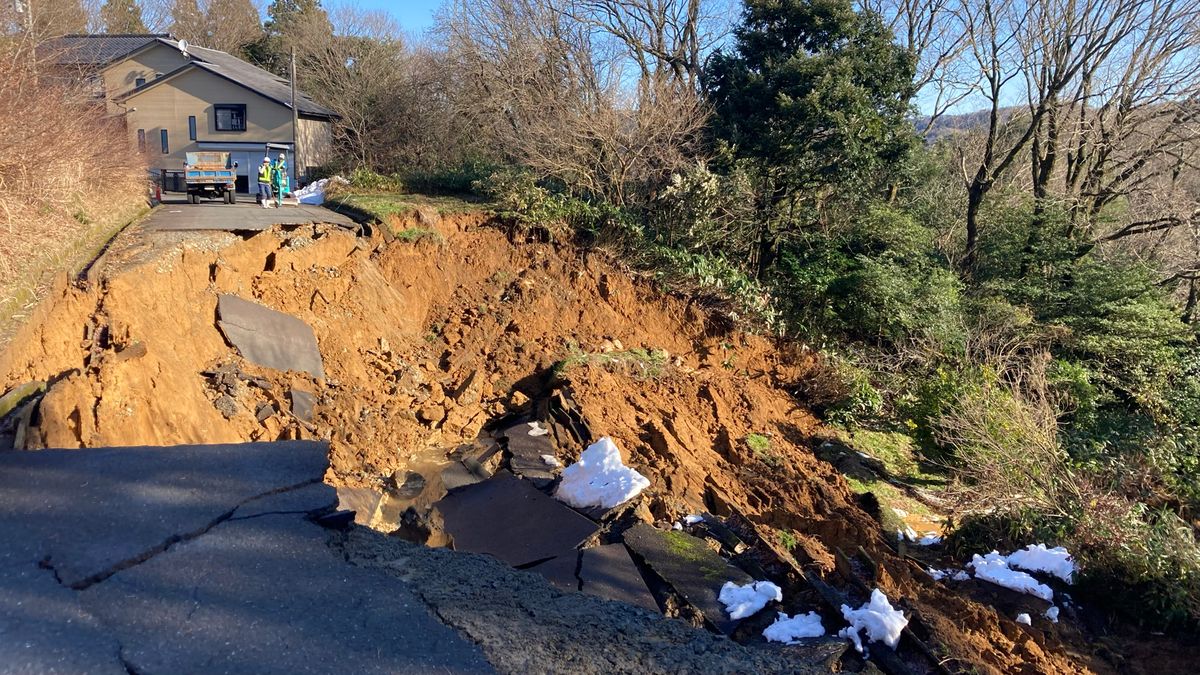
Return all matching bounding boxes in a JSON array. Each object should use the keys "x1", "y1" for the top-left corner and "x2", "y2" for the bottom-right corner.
[
  {"x1": 123, "y1": 67, "x2": 296, "y2": 173},
  {"x1": 101, "y1": 43, "x2": 189, "y2": 113},
  {"x1": 297, "y1": 117, "x2": 334, "y2": 171}
]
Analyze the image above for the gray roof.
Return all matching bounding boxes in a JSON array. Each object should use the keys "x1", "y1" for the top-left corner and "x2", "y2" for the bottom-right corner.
[
  {"x1": 53, "y1": 34, "x2": 338, "y2": 119},
  {"x1": 46, "y1": 34, "x2": 171, "y2": 65},
  {"x1": 179, "y1": 43, "x2": 339, "y2": 119}
]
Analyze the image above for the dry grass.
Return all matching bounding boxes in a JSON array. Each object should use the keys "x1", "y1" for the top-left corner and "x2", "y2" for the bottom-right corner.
[{"x1": 0, "y1": 36, "x2": 148, "y2": 334}]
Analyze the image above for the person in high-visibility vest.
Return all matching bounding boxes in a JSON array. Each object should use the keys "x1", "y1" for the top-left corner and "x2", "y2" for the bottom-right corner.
[
  {"x1": 257, "y1": 157, "x2": 274, "y2": 208},
  {"x1": 272, "y1": 153, "x2": 289, "y2": 208}
]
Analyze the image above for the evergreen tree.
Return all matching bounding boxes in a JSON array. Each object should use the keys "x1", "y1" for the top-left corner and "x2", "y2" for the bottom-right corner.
[
  {"x1": 706, "y1": 0, "x2": 917, "y2": 274},
  {"x1": 247, "y1": 0, "x2": 332, "y2": 75},
  {"x1": 101, "y1": 0, "x2": 148, "y2": 33}
]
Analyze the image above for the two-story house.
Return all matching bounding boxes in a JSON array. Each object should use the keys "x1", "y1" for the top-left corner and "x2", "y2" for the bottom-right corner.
[{"x1": 48, "y1": 33, "x2": 339, "y2": 193}]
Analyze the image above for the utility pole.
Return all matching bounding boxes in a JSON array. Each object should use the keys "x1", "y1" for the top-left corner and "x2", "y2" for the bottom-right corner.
[{"x1": 290, "y1": 47, "x2": 299, "y2": 185}]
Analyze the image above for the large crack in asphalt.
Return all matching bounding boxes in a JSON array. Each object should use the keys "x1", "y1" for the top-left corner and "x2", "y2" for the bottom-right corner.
[{"x1": 42, "y1": 478, "x2": 324, "y2": 591}]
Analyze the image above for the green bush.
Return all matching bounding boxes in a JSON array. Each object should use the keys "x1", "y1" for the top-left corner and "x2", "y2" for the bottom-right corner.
[
  {"x1": 400, "y1": 157, "x2": 498, "y2": 194},
  {"x1": 348, "y1": 168, "x2": 404, "y2": 192},
  {"x1": 775, "y1": 205, "x2": 963, "y2": 350}
]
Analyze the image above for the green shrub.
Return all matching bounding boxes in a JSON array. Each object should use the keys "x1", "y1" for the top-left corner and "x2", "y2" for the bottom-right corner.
[
  {"x1": 776, "y1": 205, "x2": 963, "y2": 351},
  {"x1": 348, "y1": 168, "x2": 404, "y2": 192}
]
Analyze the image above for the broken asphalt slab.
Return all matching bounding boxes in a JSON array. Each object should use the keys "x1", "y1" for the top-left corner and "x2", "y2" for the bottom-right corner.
[
  {"x1": 623, "y1": 523, "x2": 754, "y2": 635},
  {"x1": 0, "y1": 440, "x2": 493, "y2": 674},
  {"x1": 217, "y1": 294, "x2": 325, "y2": 379},
  {"x1": 342, "y1": 529, "x2": 835, "y2": 674},
  {"x1": 0, "y1": 440, "x2": 330, "y2": 588},
  {"x1": 435, "y1": 471, "x2": 598, "y2": 567},
  {"x1": 580, "y1": 543, "x2": 659, "y2": 612},
  {"x1": 80, "y1": 513, "x2": 491, "y2": 674}
]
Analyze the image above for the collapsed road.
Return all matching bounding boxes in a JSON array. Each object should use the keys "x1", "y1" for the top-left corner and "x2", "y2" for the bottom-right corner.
[{"x1": 0, "y1": 201, "x2": 1094, "y2": 673}]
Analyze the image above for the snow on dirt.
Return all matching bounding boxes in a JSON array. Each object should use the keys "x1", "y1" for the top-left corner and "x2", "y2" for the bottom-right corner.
[
  {"x1": 837, "y1": 589, "x2": 908, "y2": 653},
  {"x1": 970, "y1": 551, "x2": 1054, "y2": 601},
  {"x1": 718, "y1": 580, "x2": 783, "y2": 620},
  {"x1": 1006, "y1": 544, "x2": 1075, "y2": 583},
  {"x1": 763, "y1": 611, "x2": 825, "y2": 644},
  {"x1": 1045, "y1": 606, "x2": 1060, "y2": 623},
  {"x1": 555, "y1": 436, "x2": 650, "y2": 510},
  {"x1": 1016, "y1": 613, "x2": 1032, "y2": 626}
]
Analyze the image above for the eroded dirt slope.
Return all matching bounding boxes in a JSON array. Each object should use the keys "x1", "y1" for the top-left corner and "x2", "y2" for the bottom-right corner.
[{"x1": 0, "y1": 209, "x2": 1087, "y2": 673}]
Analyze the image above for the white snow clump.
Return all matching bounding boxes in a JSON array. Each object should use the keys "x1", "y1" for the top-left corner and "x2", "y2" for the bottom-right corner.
[
  {"x1": 554, "y1": 437, "x2": 650, "y2": 510},
  {"x1": 1006, "y1": 544, "x2": 1075, "y2": 583},
  {"x1": 837, "y1": 588, "x2": 908, "y2": 653},
  {"x1": 1016, "y1": 613, "x2": 1032, "y2": 626},
  {"x1": 970, "y1": 551, "x2": 1054, "y2": 601},
  {"x1": 763, "y1": 611, "x2": 825, "y2": 644},
  {"x1": 719, "y1": 581, "x2": 783, "y2": 620}
]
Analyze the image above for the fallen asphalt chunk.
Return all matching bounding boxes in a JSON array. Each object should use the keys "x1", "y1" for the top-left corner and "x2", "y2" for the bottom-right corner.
[
  {"x1": 527, "y1": 552, "x2": 581, "y2": 592},
  {"x1": 435, "y1": 471, "x2": 599, "y2": 567},
  {"x1": 79, "y1": 513, "x2": 493, "y2": 674},
  {"x1": 0, "y1": 440, "x2": 329, "y2": 588},
  {"x1": 579, "y1": 543, "x2": 659, "y2": 612},
  {"x1": 217, "y1": 294, "x2": 325, "y2": 379},
  {"x1": 623, "y1": 523, "x2": 754, "y2": 634}
]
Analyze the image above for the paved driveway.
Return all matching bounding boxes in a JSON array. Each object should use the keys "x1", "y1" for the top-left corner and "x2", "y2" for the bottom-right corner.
[{"x1": 146, "y1": 195, "x2": 356, "y2": 232}]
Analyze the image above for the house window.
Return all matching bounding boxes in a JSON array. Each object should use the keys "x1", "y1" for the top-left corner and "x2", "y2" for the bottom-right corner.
[
  {"x1": 135, "y1": 76, "x2": 145, "y2": 87},
  {"x1": 137, "y1": 129, "x2": 146, "y2": 152},
  {"x1": 160, "y1": 129, "x2": 169, "y2": 154},
  {"x1": 188, "y1": 116, "x2": 197, "y2": 141},
  {"x1": 214, "y1": 104, "x2": 247, "y2": 132}
]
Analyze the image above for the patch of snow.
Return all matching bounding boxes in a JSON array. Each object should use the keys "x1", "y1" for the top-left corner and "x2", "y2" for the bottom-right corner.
[
  {"x1": 671, "y1": 522, "x2": 682, "y2": 530},
  {"x1": 951, "y1": 570, "x2": 971, "y2": 582},
  {"x1": 837, "y1": 589, "x2": 908, "y2": 653},
  {"x1": 901, "y1": 527, "x2": 918, "y2": 542},
  {"x1": 719, "y1": 581, "x2": 783, "y2": 620},
  {"x1": 763, "y1": 611, "x2": 825, "y2": 644},
  {"x1": 1007, "y1": 544, "x2": 1075, "y2": 583},
  {"x1": 540, "y1": 454, "x2": 561, "y2": 467},
  {"x1": 970, "y1": 551, "x2": 1054, "y2": 601},
  {"x1": 683, "y1": 514, "x2": 704, "y2": 525},
  {"x1": 916, "y1": 533, "x2": 942, "y2": 546},
  {"x1": 554, "y1": 437, "x2": 650, "y2": 510},
  {"x1": 927, "y1": 568, "x2": 946, "y2": 581},
  {"x1": 527, "y1": 421, "x2": 549, "y2": 436},
  {"x1": 1045, "y1": 606, "x2": 1060, "y2": 623},
  {"x1": 1016, "y1": 613, "x2": 1032, "y2": 626}
]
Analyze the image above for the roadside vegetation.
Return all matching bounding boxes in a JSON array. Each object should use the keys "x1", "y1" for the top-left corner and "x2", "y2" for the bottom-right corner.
[{"x1": 0, "y1": 29, "x2": 147, "y2": 345}]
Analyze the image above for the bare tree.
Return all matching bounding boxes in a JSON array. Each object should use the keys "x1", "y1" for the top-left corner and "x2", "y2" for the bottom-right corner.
[
  {"x1": 438, "y1": 0, "x2": 708, "y2": 205},
  {"x1": 859, "y1": 0, "x2": 974, "y2": 132},
  {"x1": 565, "y1": 0, "x2": 733, "y2": 89}
]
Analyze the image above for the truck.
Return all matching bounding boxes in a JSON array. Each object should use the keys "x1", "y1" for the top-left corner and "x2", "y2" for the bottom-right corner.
[{"x1": 184, "y1": 152, "x2": 238, "y2": 204}]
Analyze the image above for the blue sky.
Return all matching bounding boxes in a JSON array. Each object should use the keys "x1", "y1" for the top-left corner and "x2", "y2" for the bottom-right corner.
[{"x1": 356, "y1": 0, "x2": 442, "y2": 34}]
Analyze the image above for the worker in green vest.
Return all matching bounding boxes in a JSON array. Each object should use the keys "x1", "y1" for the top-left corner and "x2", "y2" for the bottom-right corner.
[
  {"x1": 271, "y1": 153, "x2": 288, "y2": 208},
  {"x1": 257, "y1": 157, "x2": 274, "y2": 208}
]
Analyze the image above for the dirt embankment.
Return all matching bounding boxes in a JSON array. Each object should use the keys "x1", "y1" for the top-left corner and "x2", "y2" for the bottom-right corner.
[{"x1": 0, "y1": 210, "x2": 1088, "y2": 673}]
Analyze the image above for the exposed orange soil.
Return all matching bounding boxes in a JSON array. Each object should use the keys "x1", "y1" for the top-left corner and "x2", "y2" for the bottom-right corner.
[{"x1": 0, "y1": 209, "x2": 1093, "y2": 673}]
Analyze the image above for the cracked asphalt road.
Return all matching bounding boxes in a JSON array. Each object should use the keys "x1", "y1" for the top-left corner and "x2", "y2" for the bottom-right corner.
[
  {"x1": 0, "y1": 441, "x2": 840, "y2": 674},
  {"x1": 0, "y1": 441, "x2": 489, "y2": 674}
]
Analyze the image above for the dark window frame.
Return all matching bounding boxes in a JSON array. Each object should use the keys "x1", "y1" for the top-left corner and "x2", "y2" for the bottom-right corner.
[
  {"x1": 135, "y1": 76, "x2": 145, "y2": 87},
  {"x1": 188, "y1": 116, "x2": 197, "y2": 141},
  {"x1": 160, "y1": 129, "x2": 169, "y2": 154},
  {"x1": 213, "y1": 104, "x2": 247, "y2": 132},
  {"x1": 137, "y1": 129, "x2": 146, "y2": 152}
]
